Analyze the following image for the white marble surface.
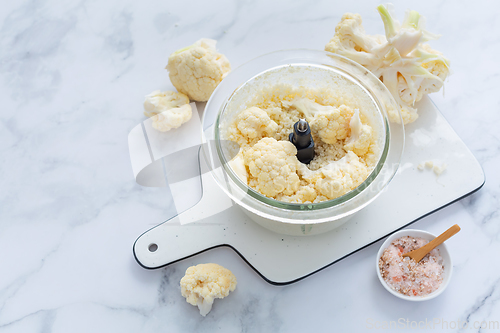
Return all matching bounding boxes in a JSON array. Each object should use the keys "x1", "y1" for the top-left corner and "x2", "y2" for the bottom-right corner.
[{"x1": 1, "y1": 0, "x2": 499, "y2": 332}]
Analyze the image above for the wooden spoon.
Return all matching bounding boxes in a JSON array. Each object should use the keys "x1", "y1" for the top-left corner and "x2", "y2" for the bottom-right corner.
[{"x1": 402, "y1": 224, "x2": 461, "y2": 263}]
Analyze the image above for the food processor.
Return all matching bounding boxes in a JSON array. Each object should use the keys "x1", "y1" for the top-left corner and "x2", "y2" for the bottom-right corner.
[{"x1": 201, "y1": 49, "x2": 404, "y2": 236}]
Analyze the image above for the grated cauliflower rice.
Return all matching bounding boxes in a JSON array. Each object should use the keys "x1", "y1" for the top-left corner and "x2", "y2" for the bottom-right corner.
[{"x1": 225, "y1": 83, "x2": 382, "y2": 204}]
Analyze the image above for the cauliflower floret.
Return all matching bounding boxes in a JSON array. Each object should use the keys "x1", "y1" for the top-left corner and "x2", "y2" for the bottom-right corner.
[
  {"x1": 412, "y1": 44, "x2": 450, "y2": 96},
  {"x1": 143, "y1": 90, "x2": 190, "y2": 117},
  {"x1": 167, "y1": 38, "x2": 231, "y2": 102},
  {"x1": 291, "y1": 98, "x2": 354, "y2": 144},
  {"x1": 391, "y1": 45, "x2": 450, "y2": 119},
  {"x1": 299, "y1": 151, "x2": 369, "y2": 200},
  {"x1": 277, "y1": 184, "x2": 318, "y2": 203},
  {"x1": 325, "y1": 13, "x2": 385, "y2": 70},
  {"x1": 143, "y1": 90, "x2": 192, "y2": 132},
  {"x1": 180, "y1": 263, "x2": 237, "y2": 317},
  {"x1": 325, "y1": 5, "x2": 450, "y2": 124},
  {"x1": 151, "y1": 104, "x2": 192, "y2": 132},
  {"x1": 243, "y1": 137, "x2": 300, "y2": 197},
  {"x1": 420, "y1": 45, "x2": 449, "y2": 82},
  {"x1": 236, "y1": 107, "x2": 278, "y2": 140},
  {"x1": 344, "y1": 108, "x2": 373, "y2": 156}
]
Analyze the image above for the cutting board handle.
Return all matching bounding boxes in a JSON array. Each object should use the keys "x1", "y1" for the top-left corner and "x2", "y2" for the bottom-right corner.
[{"x1": 133, "y1": 170, "x2": 237, "y2": 269}]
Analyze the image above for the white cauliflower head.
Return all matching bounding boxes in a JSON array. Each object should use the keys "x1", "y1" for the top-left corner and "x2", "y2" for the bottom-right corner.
[
  {"x1": 325, "y1": 4, "x2": 450, "y2": 124},
  {"x1": 291, "y1": 98, "x2": 354, "y2": 144},
  {"x1": 235, "y1": 107, "x2": 278, "y2": 140},
  {"x1": 143, "y1": 90, "x2": 190, "y2": 117},
  {"x1": 167, "y1": 38, "x2": 231, "y2": 102},
  {"x1": 243, "y1": 137, "x2": 300, "y2": 197},
  {"x1": 180, "y1": 263, "x2": 237, "y2": 317}
]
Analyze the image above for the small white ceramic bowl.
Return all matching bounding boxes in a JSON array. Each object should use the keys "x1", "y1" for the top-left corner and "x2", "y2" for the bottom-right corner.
[{"x1": 376, "y1": 229, "x2": 452, "y2": 301}]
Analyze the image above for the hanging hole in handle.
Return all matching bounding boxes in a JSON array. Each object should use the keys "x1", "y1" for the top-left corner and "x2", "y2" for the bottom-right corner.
[{"x1": 148, "y1": 243, "x2": 158, "y2": 252}]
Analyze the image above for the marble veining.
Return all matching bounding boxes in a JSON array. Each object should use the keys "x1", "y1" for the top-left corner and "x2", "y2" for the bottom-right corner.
[{"x1": 1, "y1": 0, "x2": 499, "y2": 332}]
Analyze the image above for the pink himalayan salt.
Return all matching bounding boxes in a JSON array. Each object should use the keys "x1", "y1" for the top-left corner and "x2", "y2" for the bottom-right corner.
[{"x1": 379, "y1": 236, "x2": 444, "y2": 297}]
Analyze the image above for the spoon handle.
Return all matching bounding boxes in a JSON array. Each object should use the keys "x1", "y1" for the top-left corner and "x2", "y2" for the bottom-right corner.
[{"x1": 405, "y1": 224, "x2": 461, "y2": 262}]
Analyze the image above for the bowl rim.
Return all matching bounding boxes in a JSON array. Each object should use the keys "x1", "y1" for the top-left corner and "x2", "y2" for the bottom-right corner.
[
  {"x1": 214, "y1": 63, "x2": 391, "y2": 211},
  {"x1": 376, "y1": 229, "x2": 453, "y2": 301}
]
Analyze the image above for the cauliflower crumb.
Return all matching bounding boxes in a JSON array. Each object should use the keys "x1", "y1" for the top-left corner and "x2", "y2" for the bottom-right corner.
[
  {"x1": 143, "y1": 90, "x2": 192, "y2": 132},
  {"x1": 417, "y1": 161, "x2": 447, "y2": 176},
  {"x1": 166, "y1": 38, "x2": 231, "y2": 102},
  {"x1": 180, "y1": 263, "x2": 237, "y2": 317},
  {"x1": 433, "y1": 163, "x2": 447, "y2": 176}
]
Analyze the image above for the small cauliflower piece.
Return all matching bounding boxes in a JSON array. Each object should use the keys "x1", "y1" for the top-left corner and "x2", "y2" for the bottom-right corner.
[
  {"x1": 143, "y1": 90, "x2": 190, "y2": 117},
  {"x1": 344, "y1": 108, "x2": 373, "y2": 156},
  {"x1": 243, "y1": 137, "x2": 300, "y2": 197},
  {"x1": 151, "y1": 104, "x2": 192, "y2": 132},
  {"x1": 167, "y1": 38, "x2": 231, "y2": 102},
  {"x1": 291, "y1": 98, "x2": 354, "y2": 144},
  {"x1": 143, "y1": 90, "x2": 192, "y2": 132},
  {"x1": 433, "y1": 163, "x2": 447, "y2": 176},
  {"x1": 180, "y1": 263, "x2": 237, "y2": 317},
  {"x1": 299, "y1": 151, "x2": 369, "y2": 200},
  {"x1": 236, "y1": 107, "x2": 278, "y2": 140}
]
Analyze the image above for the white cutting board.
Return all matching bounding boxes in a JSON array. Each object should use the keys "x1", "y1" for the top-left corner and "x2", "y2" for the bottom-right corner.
[{"x1": 130, "y1": 96, "x2": 484, "y2": 285}]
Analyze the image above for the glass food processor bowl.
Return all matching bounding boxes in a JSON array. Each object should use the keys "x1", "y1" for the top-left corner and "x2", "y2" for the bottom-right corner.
[{"x1": 201, "y1": 49, "x2": 404, "y2": 236}]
